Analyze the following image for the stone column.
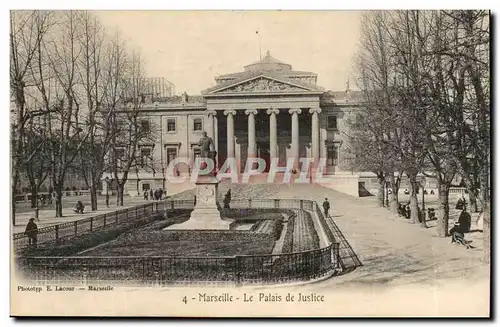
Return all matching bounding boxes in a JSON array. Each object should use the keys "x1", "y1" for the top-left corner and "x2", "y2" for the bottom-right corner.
[
  {"x1": 245, "y1": 109, "x2": 258, "y2": 160},
  {"x1": 289, "y1": 108, "x2": 302, "y2": 167},
  {"x1": 309, "y1": 108, "x2": 322, "y2": 166},
  {"x1": 267, "y1": 108, "x2": 280, "y2": 160},
  {"x1": 224, "y1": 109, "x2": 236, "y2": 159},
  {"x1": 213, "y1": 114, "x2": 219, "y2": 153},
  {"x1": 205, "y1": 109, "x2": 217, "y2": 140}
]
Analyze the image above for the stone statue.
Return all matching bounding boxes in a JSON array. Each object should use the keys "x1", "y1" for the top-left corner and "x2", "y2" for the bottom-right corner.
[
  {"x1": 197, "y1": 131, "x2": 217, "y2": 175},
  {"x1": 197, "y1": 131, "x2": 215, "y2": 158}
]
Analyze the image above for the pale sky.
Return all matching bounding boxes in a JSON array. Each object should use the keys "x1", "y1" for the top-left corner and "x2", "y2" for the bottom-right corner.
[{"x1": 96, "y1": 11, "x2": 362, "y2": 95}]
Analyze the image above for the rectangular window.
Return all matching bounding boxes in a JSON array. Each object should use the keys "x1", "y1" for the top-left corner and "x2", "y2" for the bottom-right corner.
[
  {"x1": 327, "y1": 116, "x2": 338, "y2": 130},
  {"x1": 327, "y1": 146, "x2": 338, "y2": 166},
  {"x1": 166, "y1": 147, "x2": 177, "y2": 165},
  {"x1": 142, "y1": 183, "x2": 150, "y2": 191},
  {"x1": 140, "y1": 119, "x2": 150, "y2": 133},
  {"x1": 193, "y1": 118, "x2": 203, "y2": 131},
  {"x1": 167, "y1": 118, "x2": 176, "y2": 132}
]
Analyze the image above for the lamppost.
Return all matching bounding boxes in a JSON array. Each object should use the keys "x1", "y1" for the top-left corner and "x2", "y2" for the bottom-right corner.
[
  {"x1": 104, "y1": 176, "x2": 110, "y2": 208},
  {"x1": 420, "y1": 176, "x2": 427, "y2": 227},
  {"x1": 34, "y1": 178, "x2": 39, "y2": 221}
]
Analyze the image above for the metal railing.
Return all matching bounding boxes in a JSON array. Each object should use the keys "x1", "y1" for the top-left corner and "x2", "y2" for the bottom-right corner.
[
  {"x1": 15, "y1": 198, "x2": 362, "y2": 285},
  {"x1": 18, "y1": 243, "x2": 339, "y2": 286},
  {"x1": 14, "y1": 199, "x2": 341, "y2": 251},
  {"x1": 14, "y1": 203, "x2": 158, "y2": 250},
  {"x1": 14, "y1": 190, "x2": 95, "y2": 203}
]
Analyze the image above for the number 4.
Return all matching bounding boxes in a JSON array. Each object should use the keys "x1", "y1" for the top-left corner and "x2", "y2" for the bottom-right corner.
[{"x1": 182, "y1": 296, "x2": 187, "y2": 304}]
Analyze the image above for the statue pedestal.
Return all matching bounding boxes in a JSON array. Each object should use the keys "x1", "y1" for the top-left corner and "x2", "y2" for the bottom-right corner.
[{"x1": 165, "y1": 174, "x2": 232, "y2": 230}]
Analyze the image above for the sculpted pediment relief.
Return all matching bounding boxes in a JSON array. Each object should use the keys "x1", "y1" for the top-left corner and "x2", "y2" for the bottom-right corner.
[{"x1": 214, "y1": 77, "x2": 309, "y2": 93}]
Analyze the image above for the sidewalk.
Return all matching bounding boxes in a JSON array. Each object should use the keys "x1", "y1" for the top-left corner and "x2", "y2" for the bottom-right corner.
[{"x1": 12, "y1": 198, "x2": 152, "y2": 234}]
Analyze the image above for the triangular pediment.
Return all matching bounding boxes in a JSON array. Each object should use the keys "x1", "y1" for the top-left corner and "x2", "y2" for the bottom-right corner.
[{"x1": 209, "y1": 76, "x2": 317, "y2": 94}]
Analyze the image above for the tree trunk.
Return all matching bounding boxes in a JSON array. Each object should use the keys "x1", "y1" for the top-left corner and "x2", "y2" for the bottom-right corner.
[
  {"x1": 55, "y1": 186, "x2": 63, "y2": 217},
  {"x1": 436, "y1": 181, "x2": 450, "y2": 237},
  {"x1": 483, "y1": 201, "x2": 490, "y2": 263},
  {"x1": 117, "y1": 182, "x2": 125, "y2": 207},
  {"x1": 409, "y1": 174, "x2": 419, "y2": 224},
  {"x1": 389, "y1": 174, "x2": 399, "y2": 214},
  {"x1": 90, "y1": 182, "x2": 98, "y2": 211},
  {"x1": 377, "y1": 173, "x2": 385, "y2": 207},
  {"x1": 30, "y1": 185, "x2": 38, "y2": 208}
]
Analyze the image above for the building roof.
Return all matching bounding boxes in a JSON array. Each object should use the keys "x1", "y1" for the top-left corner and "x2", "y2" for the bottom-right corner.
[
  {"x1": 202, "y1": 72, "x2": 324, "y2": 94},
  {"x1": 320, "y1": 90, "x2": 363, "y2": 105},
  {"x1": 152, "y1": 94, "x2": 206, "y2": 105},
  {"x1": 243, "y1": 50, "x2": 293, "y2": 72},
  {"x1": 216, "y1": 69, "x2": 316, "y2": 81}
]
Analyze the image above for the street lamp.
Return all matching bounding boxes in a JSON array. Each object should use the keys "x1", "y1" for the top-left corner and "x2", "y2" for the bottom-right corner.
[{"x1": 105, "y1": 176, "x2": 110, "y2": 208}]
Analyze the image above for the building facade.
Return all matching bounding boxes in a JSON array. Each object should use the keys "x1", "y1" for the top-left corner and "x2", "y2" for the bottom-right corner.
[{"x1": 105, "y1": 52, "x2": 363, "y2": 196}]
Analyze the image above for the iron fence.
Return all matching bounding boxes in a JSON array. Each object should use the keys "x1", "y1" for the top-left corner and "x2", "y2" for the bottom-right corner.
[
  {"x1": 15, "y1": 199, "x2": 343, "y2": 251},
  {"x1": 17, "y1": 243, "x2": 340, "y2": 286},
  {"x1": 15, "y1": 198, "x2": 361, "y2": 285},
  {"x1": 14, "y1": 203, "x2": 158, "y2": 250}
]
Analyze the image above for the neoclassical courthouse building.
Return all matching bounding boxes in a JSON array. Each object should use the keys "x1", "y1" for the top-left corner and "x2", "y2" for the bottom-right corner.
[{"x1": 106, "y1": 52, "x2": 368, "y2": 197}]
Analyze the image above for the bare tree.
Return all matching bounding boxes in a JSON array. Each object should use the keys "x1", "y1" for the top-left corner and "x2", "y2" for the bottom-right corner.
[
  {"x1": 10, "y1": 10, "x2": 53, "y2": 224},
  {"x1": 41, "y1": 11, "x2": 91, "y2": 217},
  {"x1": 75, "y1": 11, "x2": 110, "y2": 211},
  {"x1": 110, "y1": 51, "x2": 154, "y2": 206}
]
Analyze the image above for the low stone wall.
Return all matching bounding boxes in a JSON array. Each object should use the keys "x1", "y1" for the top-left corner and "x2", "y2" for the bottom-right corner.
[{"x1": 317, "y1": 174, "x2": 360, "y2": 197}]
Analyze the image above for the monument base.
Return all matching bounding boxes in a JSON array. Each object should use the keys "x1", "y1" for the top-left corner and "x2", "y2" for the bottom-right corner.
[{"x1": 165, "y1": 174, "x2": 232, "y2": 230}]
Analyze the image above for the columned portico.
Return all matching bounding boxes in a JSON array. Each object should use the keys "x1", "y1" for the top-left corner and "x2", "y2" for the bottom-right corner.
[
  {"x1": 267, "y1": 108, "x2": 279, "y2": 161},
  {"x1": 205, "y1": 109, "x2": 217, "y2": 139},
  {"x1": 245, "y1": 109, "x2": 258, "y2": 161},
  {"x1": 224, "y1": 109, "x2": 236, "y2": 159},
  {"x1": 309, "y1": 107, "x2": 321, "y2": 166},
  {"x1": 289, "y1": 108, "x2": 302, "y2": 167},
  {"x1": 213, "y1": 114, "x2": 219, "y2": 153}
]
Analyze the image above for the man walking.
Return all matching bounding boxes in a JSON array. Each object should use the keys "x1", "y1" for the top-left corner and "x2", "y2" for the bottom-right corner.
[
  {"x1": 323, "y1": 198, "x2": 331, "y2": 218},
  {"x1": 25, "y1": 218, "x2": 38, "y2": 248}
]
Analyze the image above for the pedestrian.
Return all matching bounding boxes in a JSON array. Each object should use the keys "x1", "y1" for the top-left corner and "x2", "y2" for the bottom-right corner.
[
  {"x1": 223, "y1": 189, "x2": 232, "y2": 209},
  {"x1": 149, "y1": 189, "x2": 154, "y2": 201},
  {"x1": 322, "y1": 198, "x2": 330, "y2": 217},
  {"x1": 143, "y1": 190, "x2": 148, "y2": 200},
  {"x1": 458, "y1": 206, "x2": 471, "y2": 233},
  {"x1": 25, "y1": 218, "x2": 38, "y2": 247}
]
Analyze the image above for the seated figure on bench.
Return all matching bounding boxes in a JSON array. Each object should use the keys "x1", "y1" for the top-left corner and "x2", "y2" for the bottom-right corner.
[{"x1": 449, "y1": 221, "x2": 473, "y2": 249}]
